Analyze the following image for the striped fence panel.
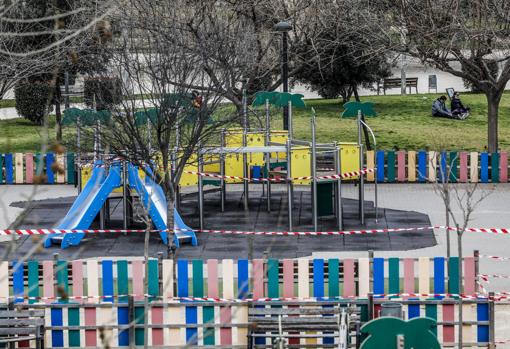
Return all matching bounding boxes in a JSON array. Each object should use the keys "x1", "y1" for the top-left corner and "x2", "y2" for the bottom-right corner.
[
  {"x1": 364, "y1": 150, "x2": 509, "y2": 183},
  {"x1": 0, "y1": 152, "x2": 76, "y2": 185},
  {"x1": 0, "y1": 150, "x2": 508, "y2": 184},
  {"x1": 1, "y1": 256, "x2": 481, "y2": 304}
]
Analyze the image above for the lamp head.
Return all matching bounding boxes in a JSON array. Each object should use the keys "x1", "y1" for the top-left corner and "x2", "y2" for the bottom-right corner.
[{"x1": 274, "y1": 21, "x2": 292, "y2": 32}]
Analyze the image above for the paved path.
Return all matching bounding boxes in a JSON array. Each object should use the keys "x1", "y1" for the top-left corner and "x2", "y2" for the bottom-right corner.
[{"x1": 2, "y1": 183, "x2": 510, "y2": 294}]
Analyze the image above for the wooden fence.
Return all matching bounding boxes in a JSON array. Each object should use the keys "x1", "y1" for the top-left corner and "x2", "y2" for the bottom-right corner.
[
  {"x1": 9, "y1": 297, "x2": 493, "y2": 348},
  {"x1": 367, "y1": 150, "x2": 509, "y2": 183},
  {"x1": 0, "y1": 152, "x2": 75, "y2": 185},
  {"x1": 0, "y1": 254, "x2": 496, "y2": 347},
  {"x1": 1, "y1": 150, "x2": 508, "y2": 185}
]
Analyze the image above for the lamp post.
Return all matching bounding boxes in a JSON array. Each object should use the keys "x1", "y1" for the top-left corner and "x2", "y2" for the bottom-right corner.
[{"x1": 274, "y1": 21, "x2": 292, "y2": 130}]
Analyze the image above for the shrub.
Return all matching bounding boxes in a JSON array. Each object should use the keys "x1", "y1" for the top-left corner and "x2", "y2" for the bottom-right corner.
[
  {"x1": 14, "y1": 81, "x2": 54, "y2": 125},
  {"x1": 84, "y1": 77, "x2": 121, "y2": 111}
]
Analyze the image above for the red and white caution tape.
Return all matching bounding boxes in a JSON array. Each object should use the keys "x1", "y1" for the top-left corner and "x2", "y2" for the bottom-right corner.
[
  {"x1": 450, "y1": 227, "x2": 510, "y2": 234},
  {"x1": 1, "y1": 226, "x2": 440, "y2": 236},
  {"x1": 0, "y1": 293, "x2": 491, "y2": 302},
  {"x1": 479, "y1": 274, "x2": 510, "y2": 280},
  {"x1": 8, "y1": 225, "x2": 510, "y2": 237},
  {"x1": 182, "y1": 168, "x2": 375, "y2": 182},
  {"x1": 479, "y1": 254, "x2": 510, "y2": 261}
]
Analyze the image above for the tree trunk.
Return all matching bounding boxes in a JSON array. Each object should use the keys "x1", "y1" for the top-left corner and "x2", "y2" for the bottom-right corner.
[
  {"x1": 486, "y1": 92, "x2": 501, "y2": 153},
  {"x1": 55, "y1": 83, "x2": 63, "y2": 142},
  {"x1": 166, "y1": 189, "x2": 175, "y2": 245},
  {"x1": 353, "y1": 86, "x2": 372, "y2": 151}
]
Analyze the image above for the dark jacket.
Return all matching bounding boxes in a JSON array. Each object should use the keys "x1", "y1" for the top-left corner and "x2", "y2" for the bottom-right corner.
[
  {"x1": 451, "y1": 97, "x2": 464, "y2": 111},
  {"x1": 432, "y1": 99, "x2": 451, "y2": 117}
]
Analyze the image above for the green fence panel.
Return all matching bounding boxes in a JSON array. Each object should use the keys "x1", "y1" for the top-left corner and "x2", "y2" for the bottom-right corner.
[
  {"x1": 388, "y1": 258, "x2": 400, "y2": 294},
  {"x1": 67, "y1": 153, "x2": 75, "y2": 184},
  {"x1": 387, "y1": 151, "x2": 396, "y2": 182},
  {"x1": 148, "y1": 259, "x2": 159, "y2": 299},
  {"x1": 492, "y1": 152, "x2": 500, "y2": 183},
  {"x1": 448, "y1": 257, "x2": 460, "y2": 295},
  {"x1": 117, "y1": 260, "x2": 129, "y2": 303},
  {"x1": 203, "y1": 307, "x2": 215, "y2": 345},
  {"x1": 425, "y1": 303, "x2": 438, "y2": 336},
  {"x1": 134, "y1": 307, "x2": 145, "y2": 345},
  {"x1": 267, "y1": 259, "x2": 279, "y2": 298},
  {"x1": 449, "y1": 151, "x2": 458, "y2": 183},
  {"x1": 192, "y1": 260, "x2": 204, "y2": 297},
  {"x1": 328, "y1": 259, "x2": 339, "y2": 297},
  {"x1": 27, "y1": 260, "x2": 39, "y2": 304}
]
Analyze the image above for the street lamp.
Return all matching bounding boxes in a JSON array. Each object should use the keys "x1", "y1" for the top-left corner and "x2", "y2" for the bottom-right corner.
[{"x1": 274, "y1": 21, "x2": 292, "y2": 131}]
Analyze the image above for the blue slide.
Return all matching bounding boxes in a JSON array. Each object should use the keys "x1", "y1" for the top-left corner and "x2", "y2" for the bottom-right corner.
[
  {"x1": 44, "y1": 160, "x2": 196, "y2": 249},
  {"x1": 45, "y1": 161, "x2": 122, "y2": 248},
  {"x1": 127, "y1": 164, "x2": 197, "y2": 248}
]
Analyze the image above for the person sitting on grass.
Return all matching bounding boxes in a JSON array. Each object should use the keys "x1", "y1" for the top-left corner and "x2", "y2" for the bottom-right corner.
[
  {"x1": 451, "y1": 92, "x2": 470, "y2": 119},
  {"x1": 431, "y1": 95, "x2": 453, "y2": 118}
]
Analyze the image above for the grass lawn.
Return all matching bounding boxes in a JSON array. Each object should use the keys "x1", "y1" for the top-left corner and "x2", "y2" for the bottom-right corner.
[{"x1": 0, "y1": 92, "x2": 509, "y2": 153}]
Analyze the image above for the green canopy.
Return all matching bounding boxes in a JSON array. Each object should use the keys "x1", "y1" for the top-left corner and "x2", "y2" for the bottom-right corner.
[
  {"x1": 341, "y1": 101, "x2": 377, "y2": 118},
  {"x1": 252, "y1": 91, "x2": 306, "y2": 108},
  {"x1": 62, "y1": 108, "x2": 82, "y2": 125},
  {"x1": 134, "y1": 108, "x2": 160, "y2": 126},
  {"x1": 62, "y1": 108, "x2": 111, "y2": 126}
]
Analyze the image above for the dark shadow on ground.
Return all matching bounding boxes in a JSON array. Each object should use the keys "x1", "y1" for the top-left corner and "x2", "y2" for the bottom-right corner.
[{"x1": 5, "y1": 189, "x2": 436, "y2": 260}]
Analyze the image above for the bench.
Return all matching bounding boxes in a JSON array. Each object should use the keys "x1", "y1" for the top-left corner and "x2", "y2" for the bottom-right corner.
[
  {"x1": 378, "y1": 77, "x2": 418, "y2": 94},
  {"x1": 0, "y1": 308, "x2": 45, "y2": 349},
  {"x1": 247, "y1": 304, "x2": 360, "y2": 349}
]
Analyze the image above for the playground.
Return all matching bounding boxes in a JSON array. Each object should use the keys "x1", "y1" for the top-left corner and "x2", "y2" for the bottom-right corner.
[{"x1": 0, "y1": 91, "x2": 509, "y2": 348}]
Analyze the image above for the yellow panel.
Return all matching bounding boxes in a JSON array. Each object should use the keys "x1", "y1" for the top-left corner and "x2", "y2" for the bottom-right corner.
[
  {"x1": 224, "y1": 152, "x2": 243, "y2": 184},
  {"x1": 270, "y1": 130, "x2": 288, "y2": 160},
  {"x1": 80, "y1": 166, "x2": 92, "y2": 191},
  {"x1": 291, "y1": 147, "x2": 311, "y2": 185},
  {"x1": 225, "y1": 129, "x2": 243, "y2": 147},
  {"x1": 246, "y1": 133, "x2": 264, "y2": 166},
  {"x1": 203, "y1": 153, "x2": 220, "y2": 173},
  {"x1": 179, "y1": 155, "x2": 199, "y2": 187},
  {"x1": 339, "y1": 143, "x2": 360, "y2": 180}
]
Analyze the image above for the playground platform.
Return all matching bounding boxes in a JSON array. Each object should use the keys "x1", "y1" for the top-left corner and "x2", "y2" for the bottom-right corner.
[{"x1": 5, "y1": 186, "x2": 436, "y2": 259}]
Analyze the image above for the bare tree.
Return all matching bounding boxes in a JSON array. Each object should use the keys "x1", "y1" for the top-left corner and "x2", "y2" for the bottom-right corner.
[
  {"x1": 95, "y1": 0, "x2": 240, "y2": 242},
  {"x1": 433, "y1": 152, "x2": 492, "y2": 348},
  {"x1": 353, "y1": 0, "x2": 510, "y2": 152}
]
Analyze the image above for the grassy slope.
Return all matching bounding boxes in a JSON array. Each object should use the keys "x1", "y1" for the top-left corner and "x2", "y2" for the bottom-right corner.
[
  {"x1": 0, "y1": 92, "x2": 509, "y2": 153},
  {"x1": 291, "y1": 92, "x2": 510, "y2": 151}
]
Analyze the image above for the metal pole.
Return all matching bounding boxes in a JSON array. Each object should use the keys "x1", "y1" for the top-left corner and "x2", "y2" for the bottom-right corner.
[
  {"x1": 282, "y1": 31, "x2": 289, "y2": 130},
  {"x1": 198, "y1": 147, "x2": 204, "y2": 230},
  {"x1": 220, "y1": 129, "x2": 226, "y2": 212},
  {"x1": 241, "y1": 89, "x2": 249, "y2": 210},
  {"x1": 374, "y1": 140, "x2": 378, "y2": 223},
  {"x1": 288, "y1": 100, "x2": 293, "y2": 140},
  {"x1": 311, "y1": 110, "x2": 318, "y2": 232},
  {"x1": 123, "y1": 161, "x2": 128, "y2": 230},
  {"x1": 457, "y1": 224, "x2": 463, "y2": 349},
  {"x1": 334, "y1": 142, "x2": 342, "y2": 230},
  {"x1": 147, "y1": 118, "x2": 151, "y2": 153},
  {"x1": 358, "y1": 111, "x2": 365, "y2": 225},
  {"x1": 265, "y1": 100, "x2": 271, "y2": 212},
  {"x1": 446, "y1": 191, "x2": 451, "y2": 258},
  {"x1": 76, "y1": 115, "x2": 82, "y2": 194},
  {"x1": 242, "y1": 90, "x2": 249, "y2": 211},
  {"x1": 489, "y1": 291, "x2": 496, "y2": 349},
  {"x1": 286, "y1": 138, "x2": 293, "y2": 232}
]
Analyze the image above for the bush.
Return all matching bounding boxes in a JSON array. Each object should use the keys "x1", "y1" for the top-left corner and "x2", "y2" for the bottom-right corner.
[
  {"x1": 14, "y1": 81, "x2": 54, "y2": 125},
  {"x1": 84, "y1": 77, "x2": 121, "y2": 111}
]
